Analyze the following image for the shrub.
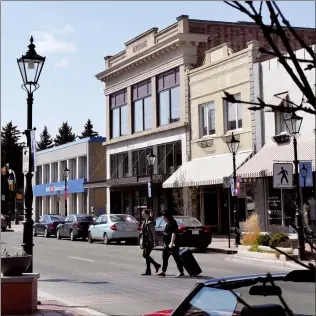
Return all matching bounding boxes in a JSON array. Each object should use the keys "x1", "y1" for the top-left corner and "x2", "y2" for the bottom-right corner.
[
  {"x1": 256, "y1": 234, "x2": 271, "y2": 246},
  {"x1": 269, "y1": 232, "x2": 289, "y2": 248},
  {"x1": 242, "y1": 213, "x2": 260, "y2": 246}
]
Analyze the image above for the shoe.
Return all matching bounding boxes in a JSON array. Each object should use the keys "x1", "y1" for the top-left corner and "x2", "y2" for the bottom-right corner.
[
  {"x1": 142, "y1": 271, "x2": 151, "y2": 276},
  {"x1": 158, "y1": 272, "x2": 165, "y2": 277},
  {"x1": 155, "y1": 264, "x2": 161, "y2": 274},
  {"x1": 175, "y1": 273, "x2": 184, "y2": 278}
]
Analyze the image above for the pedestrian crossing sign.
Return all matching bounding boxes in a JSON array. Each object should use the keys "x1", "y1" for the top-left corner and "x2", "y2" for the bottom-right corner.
[{"x1": 273, "y1": 163, "x2": 293, "y2": 189}]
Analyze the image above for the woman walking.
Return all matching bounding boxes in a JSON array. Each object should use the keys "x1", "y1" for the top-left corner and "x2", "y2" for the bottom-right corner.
[
  {"x1": 141, "y1": 209, "x2": 161, "y2": 275},
  {"x1": 158, "y1": 211, "x2": 184, "y2": 278}
]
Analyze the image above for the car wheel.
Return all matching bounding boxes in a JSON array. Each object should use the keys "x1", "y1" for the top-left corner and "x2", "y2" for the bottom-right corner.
[
  {"x1": 139, "y1": 234, "x2": 144, "y2": 249},
  {"x1": 70, "y1": 230, "x2": 76, "y2": 241},
  {"x1": 88, "y1": 232, "x2": 93, "y2": 243},
  {"x1": 2, "y1": 227, "x2": 6, "y2": 232},
  {"x1": 33, "y1": 227, "x2": 37, "y2": 236},
  {"x1": 103, "y1": 233, "x2": 109, "y2": 245},
  {"x1": 44, "y1": 228, "x2": 50, "y2": 238},
  {"x1": 56, "y1": 229, "x2": 61, "y2": 239}
]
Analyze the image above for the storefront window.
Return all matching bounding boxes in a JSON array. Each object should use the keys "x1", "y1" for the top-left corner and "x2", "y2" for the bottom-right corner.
[
  {"x1": 110, "y1": 152, "x2": 128, "y2": 179},
  {"x1": 246, "y1": 185, "x2": 255, "y2": 217},
  {"x1": 157, "y1": 141, "x2": 182, "y2": 175},
  {"x1": 132, "y1": 147, "x2": 153, "y2": 176}
]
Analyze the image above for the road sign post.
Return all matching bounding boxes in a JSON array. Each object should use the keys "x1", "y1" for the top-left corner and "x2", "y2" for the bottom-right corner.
[
  {"x1": 273, "y1": 163, "x2": 293, "y2": 189},
  {"x1": 299, "y1": 161, "x2": 313, "y2": 187}
]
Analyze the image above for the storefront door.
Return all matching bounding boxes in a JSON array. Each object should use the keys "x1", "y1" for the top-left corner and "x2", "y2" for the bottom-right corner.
[{"x1": 204, "y1": 189, "x2": 218, "y2": 232}]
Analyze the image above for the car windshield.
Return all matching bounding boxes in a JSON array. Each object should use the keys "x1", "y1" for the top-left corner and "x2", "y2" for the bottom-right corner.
[
  {"x1": 180, "y1": 279, "x2": 315, "y2": 316},
  {"x1": 76, "y1": 216, "x2": 93, "y2": 222},
  {"x1": 176, "y1": 217, "x2": 202, "y2": 226},
  {"x1": 110, "y1": 215, "x2": 137, "y2": 223},
  {"x1": 50, "y1": 216, "x2": 65, "y2": 221}
]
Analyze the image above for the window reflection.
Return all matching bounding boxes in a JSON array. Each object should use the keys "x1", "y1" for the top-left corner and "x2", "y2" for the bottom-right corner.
[
  {"x1": 157, "y1": 141, "x2": 182, "y2": 174},
  {"x1": 133, "y1": 100, "x2": 143, "y2": 132},
  {"x1": 171, "y1": 86, "x2": 180, "y2": 122},
  {"x1": 111, "y1": 108, "x2": 120, "y2": 138},
  {"x1": 144, "y1": 97, "x2": 153, "y2": 130},
  {"x1": 159, "y1": 90, "x2": 169, "y2": 126},
  {"x1": 120, "y1": 105, "x2": 128, "y2": 136}
]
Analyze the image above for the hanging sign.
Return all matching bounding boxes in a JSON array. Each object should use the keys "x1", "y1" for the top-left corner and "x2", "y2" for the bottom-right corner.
[{"x1": 22, "y1": 147, "x2": 30, "y2": 174}]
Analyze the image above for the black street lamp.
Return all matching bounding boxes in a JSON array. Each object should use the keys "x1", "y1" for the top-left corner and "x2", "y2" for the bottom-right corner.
[
  {"x1": 146, "y1": 151, "x2": 156, "y2": 214},
  {"x1": 17, "y1": 37, "x2": 46, "y2": 273},
  {"x1": 222, "y1": 132, "x2": 241, "y2": 246},
  {"x1": 63, "y1": 166, "x2": 70, "y2": 217},
  {"x1": 284, "y1": 112, "x2": 306, "y2": 260}
]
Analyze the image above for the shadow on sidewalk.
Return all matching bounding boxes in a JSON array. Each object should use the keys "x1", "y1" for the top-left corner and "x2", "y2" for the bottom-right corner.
[{"x1": 39, "y1": 278, "x2": 110, "y2": 285}]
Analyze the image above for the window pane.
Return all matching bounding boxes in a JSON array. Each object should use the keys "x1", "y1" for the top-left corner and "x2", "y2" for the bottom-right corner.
[
  {"x1": 171, "y1": 87, "x2": 180, "y2": 122},
  {"x1": 120, "y1": 105, "x2": 128, "y2": 135},
  {"x1": 202, "y1": 106, "x2": 208, "y2": 136},
  {"x1": 158, "y1": 145, "x2": 166, "y2": 174},
  {"x1": 110, "y1": 155, "x2": 118, "y2": 179},
  {"x1": 144, "y1": 97, "x2": 153, "y2": 130},
  {"x1": 164, "y1": 71, "x2": 175, "y2": 89},
  {"x1": 132, "y1": 86, "x2": 137, "y2": 100},
  {"x1": 174, "y1": 141, "x2": 182, "y2": 169},
  {"x1": 110, "y1": 95, "x2": 115, "y2": 108},
  {"x1": 175, "y1": 68, "x2": 180, "y2": 85},
  {"x1": 134, "y1": 100, "x2": 143, "y2": 132},
  {"x1": 227, "y1": 102, "x2": 236, "y2": 131},
  {"x1": 138, "y1": 150, "x2": 146, "y2": 176},
  {"x1": 166, "y1": 143, "x2": 174, "y2": 174},
  {"x1": 132, "y1": 151, "x2": 138, "y2": 176},
  {"x1": 208, "y1": 103, "x2": 215, "y2": 134},
  {"x1": 111, "y1": 108, "x2": 120, "y2": 138},
  {"x1": 118, "y1": 153, "x2": 125, "y2": 178},
  {"x1": 123, "y1": 153, "x2": 129, "y2": 177},
  {"x1": 157, "y1": 76, "x2": 163, "y2": 91},
  {"x1": 237, "y1": 103, "x2": 242, "y2": 129},
  {"x1": 159, "y1": 90, "x2": 170, "y2": 126},
  {"x1": 115, "y1": 91, "x2": 126, "y2": 106},
  {"x1": 137, "y1": 82, "x2": 148, "y2": 98}
]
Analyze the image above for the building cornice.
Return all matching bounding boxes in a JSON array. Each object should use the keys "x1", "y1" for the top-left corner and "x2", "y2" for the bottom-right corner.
[{"x1": 96, "y1": 33, "x2": 208, "y2": 82}]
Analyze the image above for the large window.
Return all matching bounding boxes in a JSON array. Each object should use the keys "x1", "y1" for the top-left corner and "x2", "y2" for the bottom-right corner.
[
  {"x1": 132, "y1": 80, "x2": 152, "y2": 133},
  {"x1": 110, "y1": 152, "x2": 128, "y2": 179},
  {"x1": 157, "y1": 141, "x2": 182, "y2": 175},
  {"x1": 200, "y1": 102, "x2": 215, "y2": 137},
  {"x1": 110, "y1": 89, "x2": 128, "y2": 138},
  {"x1": 132, "y1": 147, "x2": 153, "y2": 176},
  {"x1": 224, "y1": 93, "x2": 242, "y2": 132},
  {"x1": 157, "y1": 68, "x2": 180, "y2": 126}
]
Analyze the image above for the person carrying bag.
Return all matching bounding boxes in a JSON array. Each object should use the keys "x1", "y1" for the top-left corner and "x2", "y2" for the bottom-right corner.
[
  {"x1": 141, "y1": 209, "x2": 161, "y2": 276},
  {"x1": 158, "y1": 211, "x2": 184, "y2": 278}
]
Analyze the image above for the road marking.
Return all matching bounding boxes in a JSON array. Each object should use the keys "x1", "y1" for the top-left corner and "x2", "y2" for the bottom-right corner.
[
  {"x1": 12, "y1": 246, "x2": 22, "y2": 250},
  {"x1": 68, "y1": 256, "x2": 95, "y2": 262}
]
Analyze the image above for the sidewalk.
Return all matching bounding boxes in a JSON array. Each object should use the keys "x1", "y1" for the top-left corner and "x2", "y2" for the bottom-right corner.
[{"x1": 207, "y1": 236, "x2": 238, "y2": 254}]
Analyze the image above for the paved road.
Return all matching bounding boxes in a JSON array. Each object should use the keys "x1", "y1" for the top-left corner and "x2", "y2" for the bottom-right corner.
[{"x1": 2, "y1": 230, "x2": 315, "y2": 315}]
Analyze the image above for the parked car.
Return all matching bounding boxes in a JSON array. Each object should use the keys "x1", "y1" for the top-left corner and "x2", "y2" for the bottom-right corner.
[
  {"x1": 33, "y1": 214, "x2": 66, "y2": 237},
  {"x1": 88, "y1": 214, "x2": 141, "y2": 245},
  {"x1": 56, "y1": 214, "x2": 94, "y2": 241},
  {"x1": 139, "y1": 216, "x2": 212, "y2": 252},
  {"x1": 144, "y1": 270, "x2": 314, "y2": 316},
  {"x1": 1, "y1": 215, "x2": 7, "y2": 231}
]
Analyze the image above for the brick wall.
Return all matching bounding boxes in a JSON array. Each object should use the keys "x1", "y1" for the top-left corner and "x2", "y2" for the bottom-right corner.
[{"x1": 189, "y1": 20, "x2": 316, "y2": 67}]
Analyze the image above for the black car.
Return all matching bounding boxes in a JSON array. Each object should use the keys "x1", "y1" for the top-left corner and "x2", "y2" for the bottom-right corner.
[
  {"x1": 33, "y1": 214, "x2": 66, "y2": 237},
  {"x1": 56, "y1": 214, "x2": 94, "y2": 241},
  {"x1": 139, "y1": 216, "x2": 212, "y2": 252}
]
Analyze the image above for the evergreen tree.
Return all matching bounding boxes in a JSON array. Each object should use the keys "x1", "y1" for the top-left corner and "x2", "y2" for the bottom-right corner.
[
  {"x1": 1, "y1": 121, "x2": 24, "y2": 188},
  {"x1": 54, "y1": 121, "x2": 76, "y2": 146},
  {"x1": 37, "y1": 126, "x2": 54, "y2": 150},
  {"x1": 79, "y1": 119, "x2": 99, "y2": 139}
]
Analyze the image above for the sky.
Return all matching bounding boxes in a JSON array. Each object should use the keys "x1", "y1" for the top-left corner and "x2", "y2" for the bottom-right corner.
[{"x1": 1, "y1": 1, "x2": 315, "y2": 141}]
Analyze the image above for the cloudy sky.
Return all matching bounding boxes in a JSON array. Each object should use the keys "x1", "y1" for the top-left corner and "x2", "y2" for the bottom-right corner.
[{"x1": 2, "y1": 1, "x2": 315, "y2": 140}]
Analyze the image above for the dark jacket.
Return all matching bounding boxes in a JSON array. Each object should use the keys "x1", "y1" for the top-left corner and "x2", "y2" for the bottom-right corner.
[
  {"x1": 142, "y1": 219, "x2": 156, "y2": 249},
  {"x1": 163, "y1": 219, "x2": 179, "y2": 247}
]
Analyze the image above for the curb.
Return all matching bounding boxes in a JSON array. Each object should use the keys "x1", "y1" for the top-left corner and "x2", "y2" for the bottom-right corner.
[
  {"x1": 38, "y1": 290, "x2": 109, "y2": 316},
  {"x1": 225, "y1": 254, "x2": 308, "y2": 270},
  {"x1": 207, "y1": 247, "x2": 237, "y2": 254}
]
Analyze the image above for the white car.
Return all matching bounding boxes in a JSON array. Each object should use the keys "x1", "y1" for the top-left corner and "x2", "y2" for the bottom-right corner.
[{"x1": 88, "y1": 214, "x2": 141, "y2": 245}]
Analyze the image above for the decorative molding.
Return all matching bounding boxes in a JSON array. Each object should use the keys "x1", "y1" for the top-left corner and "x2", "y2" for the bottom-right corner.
[{"x1": 197, "y1": 139, "x2": 214, "y2": 148}]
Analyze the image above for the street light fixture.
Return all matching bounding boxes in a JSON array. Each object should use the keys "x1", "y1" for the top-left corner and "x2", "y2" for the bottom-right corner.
[
  {"x1": 146, "y1": 151, "x2": 156, "y2": 215},
  {"x1": 17, "y1": 37, "x2": 46, "y2": 273},
  {"x1": 284, "y1": 112, "x2": 306, "y2": 260},
  {"x1": 63, "y1": 166, "x2": 70, "y2": 217},
  {"x1": 222, "y1": 132, "x2": 241, "y2": 246}
]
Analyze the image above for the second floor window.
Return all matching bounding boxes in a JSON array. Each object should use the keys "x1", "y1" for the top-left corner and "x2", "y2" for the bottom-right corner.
[
  {"x1": 132, "y1": 147, "x2": 153, "y2": 176},
  {"x1": 110, "y1": 89, "x2": 128, "y2": 138},
  {"x1": 200, "y1": 102, "x2": 215, "y2": 137},
  {"x1": 132, "y1": 80, "x2": 152, "y2": 133},
  {"x1": 110, "y1": 152, "x2": 128, "y2": 179},
  {"x1": 224, "y1": 93, "x2": 242, "y2": 132},
  {"x1": 157, "y1": 68, "x2": 180, "y2": 126}
]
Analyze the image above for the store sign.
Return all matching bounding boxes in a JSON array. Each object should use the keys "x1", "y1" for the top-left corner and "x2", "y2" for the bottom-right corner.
[{"x1": 33, "y1": 178, "x2": 85, "y2": 197}]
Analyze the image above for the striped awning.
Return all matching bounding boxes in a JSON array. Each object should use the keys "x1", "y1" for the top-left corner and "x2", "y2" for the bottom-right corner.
[
  {"x1": 237, "y1": 137, "x2": 316, "y2": 178},
  {"x1": 162, "y1": 151, "x2": 252, "y2": 188}
]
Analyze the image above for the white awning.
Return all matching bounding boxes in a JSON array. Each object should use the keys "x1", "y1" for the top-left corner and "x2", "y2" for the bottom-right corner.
[
  {"x1": 162, "y1": 151, "x2": 252, "y2": 188},
  {"x1": 237, "y1": 137, "x2": 316, "y2": 178}
]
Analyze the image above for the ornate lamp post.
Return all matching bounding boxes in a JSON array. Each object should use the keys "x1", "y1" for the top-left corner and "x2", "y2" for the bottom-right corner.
[
  {"x1": 63, "y1": 167, "x2": 70, "y2": 217},
  {"x1": 284, "y1": 112, "x2": 306, "y2": 260},
  {"x1": 17, "y1": 37, "x2": 45, "y2": 273},
  {"x1": 146, "y1": 151, "x2": 156, "y2": 214},
  {"x1": 222, "y1": 132, "x2": 241, "y2": 246}
]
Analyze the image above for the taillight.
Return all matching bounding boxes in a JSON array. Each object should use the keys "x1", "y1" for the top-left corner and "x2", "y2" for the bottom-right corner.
[
  {"x1": 49, "y1": 223, "x2": 54, "y2": 229},
  {"x1": 110, "y1": 224, "x2": 117, "y2": 231},
  {"x1": 137, "y1": 224, "x2": 141, "y2": 231},
  {"x1": 76, "y1": 222, "x2": 83, "y2": 228},
  {"x1": 204, "y1": 226, "x2": 211, "y2": 233},
  {"x1": 178, "y1": 226, "x2": 187, "y2": 233}
]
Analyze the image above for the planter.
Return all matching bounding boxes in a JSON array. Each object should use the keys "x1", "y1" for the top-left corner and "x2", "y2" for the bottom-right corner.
[{"x1": 1, "y1": 255, "x2": 32, "y2": 276}]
